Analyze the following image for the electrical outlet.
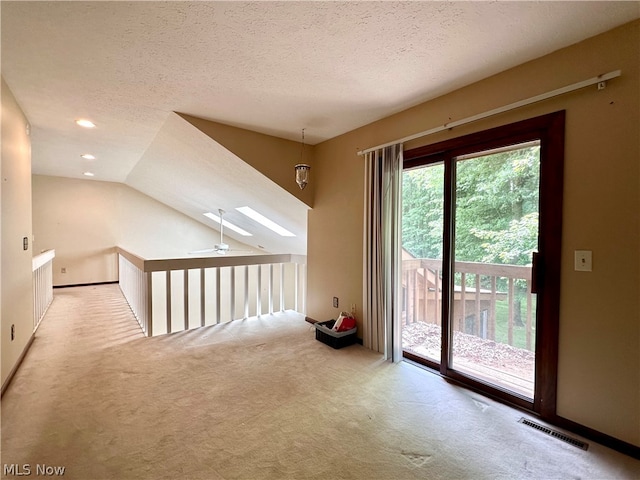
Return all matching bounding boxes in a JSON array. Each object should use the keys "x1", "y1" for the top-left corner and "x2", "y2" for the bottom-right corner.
[
  {"x1": 11, "y1": 324, "x2": 15, "y2": 341},
  {"x1": 333, "y1": 297, "x2": 339, "y2": 308},
  {"x1": 61, "y1": 267, "x2": 67, "y2": 274},
  {"x1": 351, "y1": 303, "x2": 356, "y2": 316}
]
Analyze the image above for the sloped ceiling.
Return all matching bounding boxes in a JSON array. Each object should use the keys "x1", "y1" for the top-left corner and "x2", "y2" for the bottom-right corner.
[{"x1": 126, "y1": 113, "x2": 308, "y2": 255}]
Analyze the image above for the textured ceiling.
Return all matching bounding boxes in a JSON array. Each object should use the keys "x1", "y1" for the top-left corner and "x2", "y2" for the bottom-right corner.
[
  {"x1": 1, "y1": 1, "x2": 639, "y2": 254},
  {"x1": 3, "y1": 1, "x2": 639, "y2": 182}
]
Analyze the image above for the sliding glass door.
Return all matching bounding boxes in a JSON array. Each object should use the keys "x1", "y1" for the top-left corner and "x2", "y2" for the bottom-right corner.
[
  {"x1": 450, "y1": 142, "x2": 539, "y2": 399},
  {"x1": 401, "y1": 112, "x2": 564, "y2": 414},
  {"x1": 402, "y1": 162, "x2": 444, "y2": 364}
]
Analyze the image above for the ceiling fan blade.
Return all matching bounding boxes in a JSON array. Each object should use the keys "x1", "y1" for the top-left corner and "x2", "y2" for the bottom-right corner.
[
  {"x1": 188, "y1": 248, "x2": 217, "y2": 254},
  {"x1": 191, "y1": 210, "x2": 253, "y2": 256}
]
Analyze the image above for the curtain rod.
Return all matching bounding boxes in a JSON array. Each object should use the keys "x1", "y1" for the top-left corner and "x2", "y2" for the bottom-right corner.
[{"x1": 357, "y1": 70, "x2": 621, "y2": 156}]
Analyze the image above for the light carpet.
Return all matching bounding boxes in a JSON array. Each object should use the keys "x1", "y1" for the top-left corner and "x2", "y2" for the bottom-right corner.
[{"x1": 2, "y1": 284, "x2": 639, "y2": 479}]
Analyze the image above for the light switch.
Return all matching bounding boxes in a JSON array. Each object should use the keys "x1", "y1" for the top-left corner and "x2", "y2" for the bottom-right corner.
[{"x1": 574, "y1": 250, "x2": 592, "y2": 272}]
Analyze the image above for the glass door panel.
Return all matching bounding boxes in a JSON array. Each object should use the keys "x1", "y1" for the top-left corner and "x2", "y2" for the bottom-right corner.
[
  {"x1": 401, "y1": 162, "x2": 444, "y2": 363},
  {"x1": 450, "y1": 142, "x2": 540, "y2": 399}
]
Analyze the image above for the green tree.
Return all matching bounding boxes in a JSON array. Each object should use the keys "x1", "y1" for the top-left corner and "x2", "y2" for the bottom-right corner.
[
  {"x1": 454, "y1": 147, "x2": 540, "y2": 264},
  {"x1": 402, "y1": 163, "x2": 444, "y2": 259},
  {"x1": 472, "y1": 212, "x2": 539, "y2": 265},
  {"x1": 402, "y1": 145, "x2": 540, "y2": 267}
]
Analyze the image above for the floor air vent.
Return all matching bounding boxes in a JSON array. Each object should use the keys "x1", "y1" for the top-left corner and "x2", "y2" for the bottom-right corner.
[{"x1": 518, "y1": 418, "x2": 589, "y2": 450}]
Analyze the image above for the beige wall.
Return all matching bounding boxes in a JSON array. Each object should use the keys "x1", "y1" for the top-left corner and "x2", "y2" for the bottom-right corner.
[
  {"x1": 308, "y1": 21, "x2": 639, "y2": 446},
  {"x1": 1, "y1": 78, "x2": 34, "y2": 386},
  {"x1": 32, "y1": 175, "x2": 254, "y2": 286},
  {"x1": 178, "y1": 113, "x2": 315, "y2": 208}
]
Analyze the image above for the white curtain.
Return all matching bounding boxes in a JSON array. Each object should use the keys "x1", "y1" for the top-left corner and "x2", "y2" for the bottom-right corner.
[{"x1": 362, "y1": 143, "x2": 403, "y2": 361}]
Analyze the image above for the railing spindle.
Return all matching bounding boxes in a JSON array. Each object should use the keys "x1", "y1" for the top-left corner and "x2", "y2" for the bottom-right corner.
[
  {"x1": 412, "y1": 269, "x2": 419, "y2": 323},
  {"x1": 407, "y1": 268, "x2": 413, "y2": 324},
  {"x1": 200, "y1": 268, "x2": 205, "y2": 327},
  {"x1": 215, "y1": 267, "x2": 221, "y2": 324},
  {"x1": 489, "y1": 276, "x2": 497, "y2": 341},
  {"x1": 268, "y1": 264, "x2": 273, "y2": 314},
  {"x1": 280, "y1": 263, "x2": 285, "y2": 312},
  {"x1": 460, "y1": 272, "x2": 466, "y2": 332},
  {"x1": 166, "y1": 271, "x2": 172, "y2": 334},
  {"x1": 435, "y1": 269, "x2": 441, "y2": 326},
  {"x1": 257, "y1": 265, "x2": 262, "y2": 316},
  {"x1": 183, "y1": 270, "x2": 189, "y2": 331},
  {"x1": 244, "y1": 265, "x2": 249, "y2": 319},
  {"x1": 294, "y1": 263, "x2": 299, "y2": 312},
  {"x1": 422, "y1": 268, "x2": 428, "y2": 323},
  {"x1": 146, "y1": 272, "x2": 153, "y2": 336},
  {"x1": 475, "y1": 274, "x2": 481, "y2": 337},
  {"x1": 526, "y1": 279, "x2": 533, "y2": 350},
  {"x1": 230, "y1": 266, "x2": 236, "y2": 321},
  {"x1": 508, "y1": 277, "x2": 514, "y2": 346}
]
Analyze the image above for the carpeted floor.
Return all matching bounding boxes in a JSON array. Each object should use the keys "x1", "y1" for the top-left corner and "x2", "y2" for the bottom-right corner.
[{"x1": 2, "y1": 284, "x2": 639, "y2": 479}]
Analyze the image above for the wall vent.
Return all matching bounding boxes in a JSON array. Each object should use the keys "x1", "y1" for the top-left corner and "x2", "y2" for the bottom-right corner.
[{"x1": 518, "y1": 417, "x2": 589, "y2": 450}]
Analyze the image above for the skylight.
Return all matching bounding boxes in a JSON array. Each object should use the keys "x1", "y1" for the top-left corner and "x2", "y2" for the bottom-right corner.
[
  {"x1": 236, "y1": 206, "x2": 295, "y2": 237},
  {"x1": 75, "y1": 119, "x2": 96, "y2": 128},
  {"x1": 203, "y1": 212, "x2": 252, "y2": 236}
]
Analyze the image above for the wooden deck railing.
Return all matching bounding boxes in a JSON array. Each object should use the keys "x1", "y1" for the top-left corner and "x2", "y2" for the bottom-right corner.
[
  {"x1": 117, "y1": 248, "x2": 307, "y2": 337},
  {"x1": 402, "y1": 258, "x2": 534, "y2": 350},
  {"x1": 32, "y1": 249, "x2": 55, "y2": 332}
]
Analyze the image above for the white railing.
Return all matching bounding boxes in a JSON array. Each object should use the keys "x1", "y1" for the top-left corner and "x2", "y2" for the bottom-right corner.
[
  {"x1": 117, "y1": 248, "x2": 307, "y2": 337},
  {"x1": 32, "y1": 249, "x2": 55, "y2": 331},
  {"x1": 118, "y1": 252, "x2": 151, "y2": 335}
]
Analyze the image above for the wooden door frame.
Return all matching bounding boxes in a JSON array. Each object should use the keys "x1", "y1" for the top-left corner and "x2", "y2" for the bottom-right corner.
[{"x1": 403, "y1": 111, "x2": 565, "y2": 418}]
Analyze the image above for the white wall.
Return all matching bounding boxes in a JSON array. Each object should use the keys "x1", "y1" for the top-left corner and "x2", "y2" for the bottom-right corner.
[
  {"x1": 32, "y1": 175, "x2": 256, "y2": 286},
  {"x1": 1, "y1": 77, "x2": 34, "y2": 386}
]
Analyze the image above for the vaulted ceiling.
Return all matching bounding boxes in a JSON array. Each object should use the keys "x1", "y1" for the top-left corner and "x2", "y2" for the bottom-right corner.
[{"x1": 2, "y1": 1, "x2": 638, "y2": 254}]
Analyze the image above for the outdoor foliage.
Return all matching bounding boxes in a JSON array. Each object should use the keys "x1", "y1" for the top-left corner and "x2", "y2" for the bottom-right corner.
[
  {"x1": 402, "y1": 163, "x2": 445, "y2": 259},
  {"x1": 402, "y1": 145, "x2": 541, "y2": 342},
  {"x1": 402, "y1": 145, "x2": 540, "y2": 267}
]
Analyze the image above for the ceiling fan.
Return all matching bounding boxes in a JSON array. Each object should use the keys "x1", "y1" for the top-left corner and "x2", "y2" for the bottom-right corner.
[{"x1": 189, "y1": 209, "x2": 251, "y2": 255}]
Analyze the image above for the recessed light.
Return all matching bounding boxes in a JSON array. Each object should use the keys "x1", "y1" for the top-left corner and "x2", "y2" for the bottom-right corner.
[
  {"x1": 81, "y1": 154, "x2": 96, "y2": 160},
  {"x1": 236, "y1": 206, "x2": 295, "y2": 237},
  {"x1": 83, "y1": 172, "x2": 95, "y2": 177},
  {"x1": 203, "y1": 212, "x2": 252, "y2": 236},
  {"x1": 76, "y1": 119, "x2": 96, "y2": 128}
]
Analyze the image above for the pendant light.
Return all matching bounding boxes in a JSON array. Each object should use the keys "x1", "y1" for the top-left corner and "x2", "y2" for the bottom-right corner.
[{"x1": 295, "y1": 128, "x2": 310, "y2": 190}]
